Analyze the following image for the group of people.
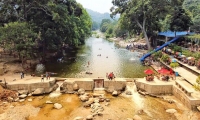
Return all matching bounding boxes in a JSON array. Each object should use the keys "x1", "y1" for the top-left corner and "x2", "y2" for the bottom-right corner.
[
  {"x1": 107, "y1": 72, "x2": 115, "y2": 80},
  {"x1": 146, "y1": 74, "x2": 154, "y2": 81},
  {"x1": 41, "y1": 72, "x2": 51, "y2": 82}
]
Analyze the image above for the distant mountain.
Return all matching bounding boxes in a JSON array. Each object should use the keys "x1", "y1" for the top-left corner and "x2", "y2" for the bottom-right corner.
[{"x1": 86, "y1": 8, "x2": 119, "y2": 24}]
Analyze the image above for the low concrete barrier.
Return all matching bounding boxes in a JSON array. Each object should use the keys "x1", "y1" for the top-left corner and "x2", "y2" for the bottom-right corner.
[
  {"x1": 104, "y1": 80, "x2": 126, "y2": 92},
  {"x1": 4, "y1": 80, "x2": 56, "y2": 93},
  {"x1": 173, "y1": 86, "x2": 200, "y2": 110},
  {"x1": 135, "y1": 81, "x2": 173, "y2": 94},
  {"x1": 135, "y1": 79, "x2": 200, "y2": 110},
  {"x1": 75, "y1": 80, "x2": 94, "y2": 91}
]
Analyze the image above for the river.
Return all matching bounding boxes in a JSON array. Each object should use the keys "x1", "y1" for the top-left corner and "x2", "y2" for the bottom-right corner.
[{"x1": 46, "y1": 37, "x2": 149, "y2": 78}]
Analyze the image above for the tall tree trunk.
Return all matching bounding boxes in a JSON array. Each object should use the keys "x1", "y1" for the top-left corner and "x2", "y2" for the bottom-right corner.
[
  {"x1": 135, "y1": 18, "x2": 151, "y2": 50},
  {"x1": 143, "y1": 29, "x2": 151, "y2": 50}
]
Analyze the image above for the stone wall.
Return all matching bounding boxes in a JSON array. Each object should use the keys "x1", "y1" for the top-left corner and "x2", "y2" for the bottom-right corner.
[
  {"x1": 135, "y1": 80, "x2": 200, "y2": 110},
  {"x1": 2, "y1": 80, "x2": 56, "y2": 93},
  {"x1": 75, "y1": 80, "x2": 94, "y2": 91},
  {"x1": 104, "y1": 81, "x2": 126, "y2": 92},
  {"x1": 173, "y1": 86, "x2": 200, "y2": 110},
  {"x1": 135, "y1": 81, "x2": 173, "y2": 94}
]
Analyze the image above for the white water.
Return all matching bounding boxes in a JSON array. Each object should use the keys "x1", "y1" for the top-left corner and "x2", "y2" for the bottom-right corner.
[
  {"x1": 49, "y1": 82, "x2": 63, "y2": 98},
  {"x1": 125, "y1": 82, "x2": 144, "y2": 109}
]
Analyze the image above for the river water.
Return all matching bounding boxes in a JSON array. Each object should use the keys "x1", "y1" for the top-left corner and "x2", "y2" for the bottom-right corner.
[
  {"x1": 28, "y1": 37, "x2": 188, "y2": 120},
  {"x1": 46, "y1": 37, "x2": 149, "y2": 78}
]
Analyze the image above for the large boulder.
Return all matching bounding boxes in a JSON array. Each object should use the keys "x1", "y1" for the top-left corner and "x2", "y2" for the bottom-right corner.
[
  {"x1": 86, "y1": 115, "x2": 93, "y2": 120},
  {"x1": 73, "y1": 83, "x2": 79, "y2": 91},
  {"x1": 106, "y1": 86, "x2": 115, "y2": 93},
  {"x1": 54, "y1": 103, "x2": 62, "y2": 109},
  {"x1": 166, "y1": 109, "x2": 177, "y2": 114},
  {"x1": 78, "y1": 88, "x2": 85, "y2": 95},
  {"x1": 49, "y1": 80, "x2": 56, "y2": 86},
  {"x1": 197, "y1": 106, "x2": 200, "y2": 112},
  {"x1": 133, "y1": 115, "x2": 142, "y2": 120},
  {"x1": 19, "y1": 94, "x2": 27, "y2": 99},
  {"x1": 18, "y1": 90, "x2": 29, "y2": 95},
  {"x1": 32, "y1": 88, "x2": 45, "y2": 95},
  {"x1": 112, "y1": 91, "x2": 118, "y2": 96},
  {"x1": 60, "y1": 81, "x2": 76, "y2": 93},
  {"x1": 73, "y1": 116, "x2": 84, "y2": 120},
  {"x1": 79, "y1": 95, "x2": 89, "y2": 102}
]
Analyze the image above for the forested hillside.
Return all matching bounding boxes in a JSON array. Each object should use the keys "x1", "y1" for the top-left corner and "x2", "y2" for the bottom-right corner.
[
  {"x1": 86, "y1": 8, "x2": 119, "y2": 30},
  {"x1": 86, "y1": 9, "x2": 112, "y2": 23}
]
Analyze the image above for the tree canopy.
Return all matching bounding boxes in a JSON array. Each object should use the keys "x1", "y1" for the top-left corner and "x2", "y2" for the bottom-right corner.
[
  {"x1": 0, "y1": 0, "x2": 92, "y2": 62},
  {"x1": 111, "y1": 0, "x2": 185, "y2": 49}
]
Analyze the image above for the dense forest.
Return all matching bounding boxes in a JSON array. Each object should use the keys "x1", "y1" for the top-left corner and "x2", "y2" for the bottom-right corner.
[{"x1": 0, "y1": 0, "x2": 92, "y2": 63}]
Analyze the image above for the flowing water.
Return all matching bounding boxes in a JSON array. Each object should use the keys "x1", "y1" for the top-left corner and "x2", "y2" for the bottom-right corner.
[{"x1": 27, "y1": 37, "x2": 187, "y2": 120}]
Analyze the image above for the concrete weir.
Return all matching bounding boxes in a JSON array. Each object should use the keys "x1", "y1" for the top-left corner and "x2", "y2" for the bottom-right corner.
[
  {"x1": 135, "y1": 78, "x2": 200, "y2": 110},
  {"x1": 0, "y1": 78, "x2": 127, "y2": 94},
  {"x1": 1, "y1": 77, "x2": 200, "y2": 110}
]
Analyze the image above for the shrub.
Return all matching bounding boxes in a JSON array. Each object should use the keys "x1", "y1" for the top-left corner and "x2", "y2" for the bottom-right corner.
[{"x1": 193, "y1": 76, "x2": 200, "y2": 91}]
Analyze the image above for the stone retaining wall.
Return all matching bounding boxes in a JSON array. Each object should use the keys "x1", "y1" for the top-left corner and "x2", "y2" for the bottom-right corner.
[
  {"x1": 104, "y1": 81, "x2": 126, "y2": 92},
  {"x1": 173, "y1": 86, "x2": 200, "y2": 110},
  {"x1": 135, "y1": 81, "x2": 173, "y2": 94},
  {"x1": 1, "y1": 80, "x2": 56, "y2": 93},
  {"x1": 75, "y1": 80, "x2": 94, "y2": 91},
  {"x1": 136, "y1": 80, "x2": 200, "y2": 110}
]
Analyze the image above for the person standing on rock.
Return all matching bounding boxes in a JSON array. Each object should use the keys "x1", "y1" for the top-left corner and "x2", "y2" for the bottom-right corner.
[
  {"x1": 48, "y1": 72, "x2": 51, "y2": 80},
  {"x1": 41, "y1": 74, "x2": 44, "y2": 82},
  {"x1": 21, "y1": 72, "x2": 24, "y2": 79},
  {"x1": 46, "y1": 72, "x2": 48, "y2": 80}
]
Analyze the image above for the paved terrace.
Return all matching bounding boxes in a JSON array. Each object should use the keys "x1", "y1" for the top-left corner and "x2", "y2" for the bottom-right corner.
[
  {"x1": 152, "y1": 60, "x2": 198, "y2": 85},
  {"x1": 150, "y1": 61, "x2": 200, "y2": 100}
]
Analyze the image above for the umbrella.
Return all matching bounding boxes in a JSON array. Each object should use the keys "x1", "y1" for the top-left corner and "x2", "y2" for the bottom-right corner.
[
  {"x1": 158, "y1": 68, "x2": 170, "y2": 75},
  {"x1": 144, "y1": 69, "x2": 154, "y2": 75}
]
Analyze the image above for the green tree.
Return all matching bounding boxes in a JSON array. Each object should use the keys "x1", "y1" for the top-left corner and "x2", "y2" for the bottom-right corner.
[
  {"x1": 170, "y1": 7, "x2": 193, "y2": 31},
  {"x1": 0, "y1": 22, "x2": 37, "y2": 64},
  {"x1": 0, "y1": 0, "x2": 92, "y2": 60},
  {"x1": 100, "y1": 19, "x2": 111, "y2": 32},
  {"x1": 92, "y1": 21, "x2": 99, "y2": 30},
  {"x1": 191, "y1": 15, "x2": 200, "y2": 32},
  {"x1": 111, "y1": 0, "x2": 184, "y2": 50},
  {"x1": 194, "y1": 75, "x2": 200, "y2": 91}
]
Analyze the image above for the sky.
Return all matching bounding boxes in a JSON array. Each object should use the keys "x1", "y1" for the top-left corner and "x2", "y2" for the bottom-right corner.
[{"x1": 76, "y1": 0, "x2": 113, "y2": 13}]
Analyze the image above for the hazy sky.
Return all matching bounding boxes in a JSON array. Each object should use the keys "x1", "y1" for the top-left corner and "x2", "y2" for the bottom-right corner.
[{"x1": 76, "y1": 0, "x2": 113, "y2": 13}]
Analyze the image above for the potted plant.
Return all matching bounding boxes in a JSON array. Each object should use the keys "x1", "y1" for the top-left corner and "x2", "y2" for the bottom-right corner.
[
  {"x1": 152, "y1": 51, "x2": 162, "y2": 61},
  {"x1": 161, "y1": 54, "x2": 170, "y2": 63},
  {"x1": 170, "y1": 62, "x2": 179, "y2": 77},
  {"x1": 170, "y1": 62, "x2": 179, "y2": 69},
  {"x1": 197, "y1": 59, "x2": 200, "y2": 70}
]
